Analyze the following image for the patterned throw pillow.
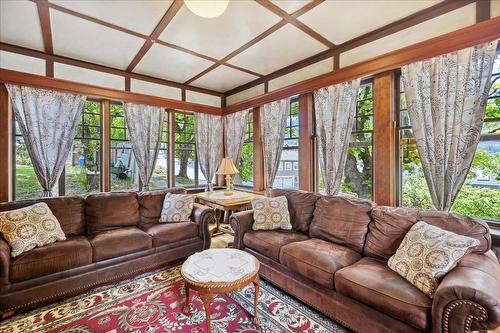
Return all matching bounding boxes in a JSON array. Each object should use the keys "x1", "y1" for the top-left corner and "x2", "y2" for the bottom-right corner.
[
  {"x1": 159, "y1": 193, "x2": 194, "y2": 223},
  {"x1": 388, "y1": 221, "x2": 479, "y2": 297},
  {"x1": 251, "y1": 196, "x2": 292, "y2": 231},
  {"x1": 0, "y1": 203, "x2": 66, "y2": 257}
]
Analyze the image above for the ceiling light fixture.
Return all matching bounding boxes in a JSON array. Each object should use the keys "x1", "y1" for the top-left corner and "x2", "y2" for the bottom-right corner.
[{"x1": 184, "y1": 0, "x2": 229, "y2": 18}]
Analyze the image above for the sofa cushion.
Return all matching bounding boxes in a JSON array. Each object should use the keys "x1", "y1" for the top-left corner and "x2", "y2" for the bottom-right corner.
[
  {"x1": 89, "y1": 227, "x2": 152, "y2": 262},
  {"x1": 280, "y1": 238, "x2": 362, "y2": 289},
  {"x1": 270, "y1": 189, "x2": 320, "y2": 233},
  {"x1": 0, "y1": 197, "x2": 85, "y2": 236},
  {"x1": 335, "y1": 257, "x2": 432, "y2": 331},
  {"x1": 10, "y1": 236, "x2": 92, "y2": 283},
  {"x1": 140, "y1": 222, "x2": 198, "y2": 247},
  {"x1": 138, "y1": 188, "x2": 187, "y2": 224},
  {"x1": 310, "y1": 196, "x2": 373, "y2": 253},
  {"x1": 364, "y1": 206, "x2": 491, "y2": 259},
  {"x1": 243, "y1": 230, "x2": 308, "y2": 261},
  {"x1": 85, "y1": 192, "x2": 141, "y2": 234}
]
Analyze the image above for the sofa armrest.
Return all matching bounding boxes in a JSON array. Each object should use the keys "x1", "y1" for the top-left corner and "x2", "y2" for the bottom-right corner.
[
  {"x1": 432, "y1": 251, "x2": 500, "y2": 333},
  {"x1": 190, "y1": 203, "x2": 213, "y2": 250},
  {"x1": 229, "y1": 210, "x2": 254, "y2": 249},
  {"x1": 0, "y1": 238, "x2": 10, "y2": 291}
]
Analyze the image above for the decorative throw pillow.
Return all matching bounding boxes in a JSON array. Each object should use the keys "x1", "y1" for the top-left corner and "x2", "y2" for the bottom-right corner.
[
  {"x1": 0, "y1": 203, "x2": 66, "y2": 257},
  {"x1": 251, "y1": 196, "x2": 292, "y2": 231},
  {"x1": 159, "y1": 193, "x2": 194, "y2": 223},
  {"x1": 388, "y1": 221, "x2": 479, "y2": 297}
]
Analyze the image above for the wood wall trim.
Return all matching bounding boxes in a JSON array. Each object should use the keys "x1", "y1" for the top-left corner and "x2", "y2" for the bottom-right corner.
[
  {"x1": 168, "y1": 110, "x2": 176, "y2": 188},
  {"x1": 101, "y1": 100, "x2": 111, "y2": 191},
  {"x1": 373, "y1": 71, "x2": 396, "y2": 206},
  {"x1": 476, "y1": 0, "x2": 491, "y2": 22},
  {"x1": 0, "y1": 69, "x2": 223, "y2": 115},
  {"x1": 36, "y1": 0, "x2": 53, "y2": 55},
  {"x1": 0, "y1": 84, "x2": 12, "y2": 203},
  {"x1": 252, "y1": 107, "x2": 265, "y2": 192},
  {"x1": 298, "y1": 93, "x2": 314, "y2": 191},
  {"x1": 224, "y1": 16, "x2": 500, "y2": 113},
  {"x1": 0, "y1": 43, "x2": 224, "y2": 98},
  {"x1": 224, "y1": 0, "x2": 476, "y2": 96}
]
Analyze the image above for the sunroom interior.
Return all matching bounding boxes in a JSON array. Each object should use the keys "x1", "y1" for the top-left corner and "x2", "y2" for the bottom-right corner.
[{"x1": 0, "y1": 1, "x2": 499, "y2": 332}]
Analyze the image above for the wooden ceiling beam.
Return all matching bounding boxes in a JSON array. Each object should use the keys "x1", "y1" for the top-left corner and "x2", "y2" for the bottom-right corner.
[
  {"x1": 36, "y1": 0, "x2": 53, "y2": 54},
  {"x1": 255, "y1": 0, "x2": 334, "y2": 48},
  {"x1": 225, "y1": 0, "x2": 475, "y2": 96},
  {"x1": 126, "y1": 0, "x2": 183, "y2": 72},
  {"x1": 0, "y1": 42, "x2": 224, "y2": 97}
]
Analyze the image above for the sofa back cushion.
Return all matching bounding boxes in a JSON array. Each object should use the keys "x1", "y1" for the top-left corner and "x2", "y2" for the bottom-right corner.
[
  {"x1": 138, "y1": 188, "x2": 187, "y2": 224},
  {"x1": 270, "y1": 189, "x2": 320, "y2": 233},
  {"x1": 364, "y1": 206, "x2": 491, "y2": 260},
  {"x1": 85, "y1": 192, "x2": 141, "y2": 234},
  {"x1": 310, "y1": 195, "x2": 373, "y2": 253},
  {"x1": 0, "y1": 197, "x2": 85, "y2": 236}
]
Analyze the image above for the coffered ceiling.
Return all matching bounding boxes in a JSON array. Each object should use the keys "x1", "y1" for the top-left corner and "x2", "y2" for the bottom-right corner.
[{"x1": 0, "y1": 0, "x2": 449, "y2": 93}]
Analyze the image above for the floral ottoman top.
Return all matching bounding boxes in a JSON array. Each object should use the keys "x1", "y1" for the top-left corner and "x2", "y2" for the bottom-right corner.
[{"x1": 181, "y1": 249, "x2": 259, "y2": 283}]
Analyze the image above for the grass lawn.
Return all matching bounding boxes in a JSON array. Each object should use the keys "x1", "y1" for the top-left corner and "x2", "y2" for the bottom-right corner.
[{"x1": 15, "y1": 165, "x2": 42, "y2": 200}]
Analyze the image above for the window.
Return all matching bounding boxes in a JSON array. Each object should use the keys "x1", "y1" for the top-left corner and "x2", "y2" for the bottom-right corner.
[
  {"x1": 110, "y1": 103, "x2": 137, "y2": 191},
  {"x1": 14, "y1": 122, "x2": 42, "y2": 200},
  {"x1": 274, "y1": 98, "x2": 299, "y2": 189},
  {"x1": 398, "y1": 51, "x2": 500, "y2": 222},
  {"x1": 65, "y1": 100, "x2": 102, "y2": 196},
  {"x1": 149, "y1": 111, "x2": 169, "y2": 189},
  {"x1": 234, "y1": 111, "x2": 254, "y2": 187},
  {"x1": 174, "y1": 112, "x2": 200, "y2": 187},
  {"x1": 317, "y1": 81, "x2": 374, "y2": 198}
]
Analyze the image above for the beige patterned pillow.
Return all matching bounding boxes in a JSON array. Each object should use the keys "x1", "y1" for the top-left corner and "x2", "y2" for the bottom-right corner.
[
  {"x1": 159, "y1": 193, "x2": 194, "y2": 223},
  {"x1": 0, "y1": 203, "x2": 66, "y2": 257},
  {"x1": 388, "y1": 221, "x2": 479, "y2": 297},
  {"x1": 251, "y1": 196, "x2": 292, "y2": 231}
]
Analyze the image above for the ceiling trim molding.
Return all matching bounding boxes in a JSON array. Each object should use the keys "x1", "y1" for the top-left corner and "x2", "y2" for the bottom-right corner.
[
  {"x1": 225, "y1": 0, "x2": 476, "y2": 96},
  {"x1": 0, "y1": 42, "x2": 224, "y2": 97},
  {"x1": 0, "y1": 68, "x2": 222, "y2": 114},
  {"x1": 126, "y1": 0, "x2": 183, "y2": 72},
  {"x1": 36, "y1": 0, "x2": 53, "y2": 55},
  {"x1": 254, "y1": 0, "x2": 334, "y2": 48},
  {"x1": 223, "y1": 16, "x2": 500, "y2": 113}
]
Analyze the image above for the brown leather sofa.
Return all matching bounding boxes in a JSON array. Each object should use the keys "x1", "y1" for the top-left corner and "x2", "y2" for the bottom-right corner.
[
  {"x1": 0, "y1": 187, "x2": 213, "y2": 317},
  {"x1": 230, "y1": 189, "x2": 500, "y2": 333}
]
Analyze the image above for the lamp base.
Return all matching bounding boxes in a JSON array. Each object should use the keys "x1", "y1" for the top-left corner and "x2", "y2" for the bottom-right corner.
[
  {"x1": 223, "y1": 189, "x2": 233, "y2": 196},
  {"x1": 224, "y1": 174, "x2": 233, "y2": 196}
]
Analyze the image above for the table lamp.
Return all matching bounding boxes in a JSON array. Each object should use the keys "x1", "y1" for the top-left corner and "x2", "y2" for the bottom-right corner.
[{"x1": 216, "y1": 157, "x2": 239, "y2": 196}]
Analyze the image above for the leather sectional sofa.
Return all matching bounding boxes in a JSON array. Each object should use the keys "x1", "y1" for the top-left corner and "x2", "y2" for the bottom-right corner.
[
  {"x1": 230, "y1": 189, "x2": 500, "y2": 333},
  {"x1": 0, "y1": 187, "x2": 213, "y2": 317}
]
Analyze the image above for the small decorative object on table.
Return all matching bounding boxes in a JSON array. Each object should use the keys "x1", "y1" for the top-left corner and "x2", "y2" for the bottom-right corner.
[
  {"x1": 181, "y1": 248, "x2": 260, "y2": 333},
  {"x1": 216, "y1": 157, "x2": 239, "y2": 196}
]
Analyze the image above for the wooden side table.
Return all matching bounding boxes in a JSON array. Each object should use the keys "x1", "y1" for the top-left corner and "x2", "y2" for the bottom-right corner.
[
  {"x1": 181, "y1": 249, "x2": 260, "y2": 333},
  {"x1": 195, "y1": 190, "x2": 263, "y2": 235}
]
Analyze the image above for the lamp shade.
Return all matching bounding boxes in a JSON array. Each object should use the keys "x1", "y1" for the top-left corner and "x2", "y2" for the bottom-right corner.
[{"x1": 216, "y1": 157, "x2": 239, "y2": 175}]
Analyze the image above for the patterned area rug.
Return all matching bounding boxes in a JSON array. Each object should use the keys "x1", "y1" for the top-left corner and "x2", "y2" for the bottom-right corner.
[{"x1": 0, "y1": 266, "x2": 349, "y2": 333}]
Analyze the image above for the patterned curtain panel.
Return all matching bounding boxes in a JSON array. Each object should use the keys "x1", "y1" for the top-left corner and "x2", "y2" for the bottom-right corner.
[
  {"x1": 401, "y1": 41, "x2": 498, "y2": 211},
  {"x1": 260, "y1": 98, "x2": 290, "y2": 195},
  {"x1": 123, "y1": 102, "x2": 164, "y2": 191},
  {"x1": 223, "y1": 109, "x2": 249, "y2": 166},
  {"x1": 195, "y1": 113, "x2": 223, "y2": 190},
  {"x1": 314, "y1": 79, "x2": 361, "y2": 195},
  {"x1": 6, "y1": 85, "x2": 86, "y2": 197}
]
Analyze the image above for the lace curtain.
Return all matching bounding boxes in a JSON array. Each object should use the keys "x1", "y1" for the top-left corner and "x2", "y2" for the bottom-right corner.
[
  {"x1": 6, "y1": 85, "x2": 86, "y2": 197},
  {"x1": 401, "y1": 41, "x2": 498, "y2": 211},
  {"x1": 123, "y1": 102, "x2": 164, "y2": 191},
  {"x1": 223, "y1": 109, "x2": 249, "y2": 167},
  {"x1": 314, "y1": 79, "x2": 361, "y2": 195},
  {"x1": 260, "y1": 98, "x2": 290, "y2": 195},
  {"x1": 195, "y1": 113, "x2": 223, "y2": 190}
]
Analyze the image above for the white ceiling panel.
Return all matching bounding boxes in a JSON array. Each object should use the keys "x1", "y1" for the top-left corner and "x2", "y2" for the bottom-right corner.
[
  {"x1": 50, "y1": 0, "x2": 173, "y2": 35},
  {"x1": 0, "y1": 0, "x2": 45, "y2": 51},
  {"x1": 134, "y1": 43, "x2": 214, "y2": 83},
  {"x1": 269, "y1": 58, "x2": 333, "y2": 91},
  {"x1": 228, "y1": 24, "x2": 327, "y2": 75},
  {"x1": 0, "y1": 51, "x2": 45, "y2": 76},
  {"x1": 186, "y1": 91, "x2": 221, "y2": 107},
  {"x1": 299, "y1": 0, "x2": 442, "y2": 44},
  {"x1": 54, "y1": 62, "x2": 124, "y2": 90},
  {"x1": 51, "y1": 9, "x2": 145, "y2": 69},
  {"x1": 270, "y1": 0, "x2": 312, "y2": 14},
  {"x1": 159, "y1": 1, "x2": 281, "y2": 59},
  {"x1": 191, "y1": 65, "x2": 258, "y2": 92},
  {"x1": 226, "y1": 84, "x2": 265, "y2": 106},
  {"x1": 130, "y1": 79, "x2": 181, "y2": 100}
]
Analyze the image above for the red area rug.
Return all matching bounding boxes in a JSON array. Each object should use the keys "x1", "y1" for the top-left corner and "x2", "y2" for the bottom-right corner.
[{"x1": 0, "y1": 266, "x2": 349, "y2": 333}]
